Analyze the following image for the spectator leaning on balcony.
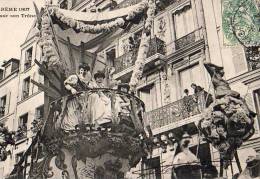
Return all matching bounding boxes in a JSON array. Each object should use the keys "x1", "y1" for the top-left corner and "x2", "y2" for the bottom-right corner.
[
  {"x1": 191, "y1": 83, "x2": 213, "y2": 110},
  {"x1": 191, "y1": 83, "x2": 206, "y2": 112},
  {"x1": 183, "y1": 89, "x2": 197, "y2": 116},
  {"x1": 64, "y1": 63, "x2": 91, "y2": 94}
]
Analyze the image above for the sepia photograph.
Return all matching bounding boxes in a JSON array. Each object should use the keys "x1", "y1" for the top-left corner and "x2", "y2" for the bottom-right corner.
[{"x1": 0, "y1": 0, "x2": 259, "y2": 178}]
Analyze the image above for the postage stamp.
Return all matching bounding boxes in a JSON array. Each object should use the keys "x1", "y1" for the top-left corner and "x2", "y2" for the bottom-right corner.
[{"x1": 222, "y1": 0, "x2": 260, "y2": 46}]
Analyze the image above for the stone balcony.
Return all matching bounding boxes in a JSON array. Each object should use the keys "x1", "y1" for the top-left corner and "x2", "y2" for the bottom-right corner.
[{"x1": 114, "y1": 37, "x2": 166, "y2": 74}]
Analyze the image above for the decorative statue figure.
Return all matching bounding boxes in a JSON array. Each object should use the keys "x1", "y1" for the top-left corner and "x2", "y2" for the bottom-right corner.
[
  {"x1": 203, "y1": 62, "x2": 240, "y2": 98},
  {"x1": 198, "y1": 62, "x2": 255, "y2": 168},
  {"x1": 0, "y1": 123, "x2": 14, "y2": 161},
  {"x1": 64, "y1": 63, "x2": 91, "y2": 94}
]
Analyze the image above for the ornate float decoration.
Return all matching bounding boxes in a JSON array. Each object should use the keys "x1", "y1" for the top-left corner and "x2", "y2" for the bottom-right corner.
[
  {"x1": 0, "y1": 123, "x2": 15, "y2": 161},
  {"x1": 198, "y1": 62, "x2": 255, "y2": 169},
  {"x1": 19, "y1": 1, "x2": 156, "y2": 178},
  {"x1": 29, "y1": 89, "x2": 148, "y2": 179}
]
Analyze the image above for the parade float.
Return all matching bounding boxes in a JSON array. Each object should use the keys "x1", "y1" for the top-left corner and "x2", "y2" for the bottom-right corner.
[{"x1": 10, "y1": 0, "x2": 155, "y2": 178}]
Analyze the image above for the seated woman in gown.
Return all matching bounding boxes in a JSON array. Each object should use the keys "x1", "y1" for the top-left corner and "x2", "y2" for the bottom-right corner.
[
  {"x1": 64, "y1": 63, "x2": 91, "y2": 94},
  {"x1": 88, "y1": 71, "x2": 112, "y2": 127},
  {"x1": 59, "y1": 63, "x2": 92, "y2": 131}
]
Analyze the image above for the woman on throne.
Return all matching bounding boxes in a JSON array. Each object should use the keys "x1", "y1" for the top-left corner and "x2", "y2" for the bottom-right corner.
[{"x1": 59, "y1": 64, "x2": 91, "y2": 131}]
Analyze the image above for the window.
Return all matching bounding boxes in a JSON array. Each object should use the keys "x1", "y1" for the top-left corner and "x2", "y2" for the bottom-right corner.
[
  {"x1": 143, "y1": 157, "x2": 161, "y2": 179},
  {"x1": 24, "y1": 47, "x2": 33, "y2": 70},
  {"x1": 0, "y1": 96, "x2": 6, "y2": 117},
  {"x1": 5, "y1": 64, "x2": 11, "y2": 77},
  {"x1": 179, "y1": 64, "x2": 205, "y2": 97},
  {"x1": 0, "y1": 69, "x2": 3, "y2": 80},
  {"x1": 16, "y1": 113, "x2": 28, "y2": 141},
  {"x1": 22, "y1": 77, "x2": 30, "y2": 99},
  {"x1": 35, "y1": 106, "x2": 44, "y2": 120},
  {"x1": 19, "y1": 113, "x2": 28, "y2": 129},
  {"x1": 15, "y1": 152, "x2": 24, "y2": 164},
  {"x1": 173, "y1": 5, "x2": 195, "y2": 39},
  {"x1": 106, "y1": 48, "x2": 116, "y2": 67},
  {"x1": 60, "y1": 0, "x2": 68, "y2": 9},
  {"x1": 139, "y1": 84, "x2": 158, "y2": 112}
]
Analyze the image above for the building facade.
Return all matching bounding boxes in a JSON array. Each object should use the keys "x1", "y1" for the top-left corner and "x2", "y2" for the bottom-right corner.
[{"x1": 1, "y1": 0, "x2": 259, "y2": 178}]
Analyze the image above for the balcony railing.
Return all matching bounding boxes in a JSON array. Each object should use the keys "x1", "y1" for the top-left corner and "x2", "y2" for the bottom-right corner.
[
  {"x1": 175, "y1": 29, "x2": 200, "y2": 50},
  {"x1": 115, "y1": 0, "x2": 142, "y2": 9},
  {"x1": 114, "y1": 37, "x2": 166, "y2": 73},
  {"x1": 144, "y1": 94, "x2": 208, "y2": 129}
]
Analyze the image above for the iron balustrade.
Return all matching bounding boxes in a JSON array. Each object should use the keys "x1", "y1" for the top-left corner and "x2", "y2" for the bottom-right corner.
[
  {"x1": 144, "y1": 94, "x2": 208, "y2": 129},
  {"x1": 114, "y1": 0, "x2": 143, "y2": 9},
  {"x1": 114, "y1": 37, "x2": 166, "y2": 73},
  {"x1": 174, "y1": 29, "x2": 201, "y2": 50}
]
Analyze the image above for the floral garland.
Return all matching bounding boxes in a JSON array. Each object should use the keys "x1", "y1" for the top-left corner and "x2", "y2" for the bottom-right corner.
[
  {"x1": 53, "y1": 8, "x2": 125, "y2": 33},
  {"x1": 47, "y1": 0, "x2": 148, "y2": 34},
  {"x1": 129, "y1": 0, "x2": 156, "y2": 91},
  {"x1": 38, "y1": 10, "x2": 64, "y2": 70}
]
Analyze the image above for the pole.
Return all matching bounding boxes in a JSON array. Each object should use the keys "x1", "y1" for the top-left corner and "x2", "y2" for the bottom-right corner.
[
  {"x1": 219, "y1": 158, "x2": 224, "y2": 177},
  {"x1": 230, "y1": 159, "x2": 234, "y2": 177},
  {"x1": 234, "y1": 151, "x2": 242, "y2": 173}
]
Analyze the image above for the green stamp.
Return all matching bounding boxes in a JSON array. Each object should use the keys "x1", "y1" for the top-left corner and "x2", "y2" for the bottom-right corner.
[{"x1": 222, "y1": 0, "x2": 260, "y2": 46}]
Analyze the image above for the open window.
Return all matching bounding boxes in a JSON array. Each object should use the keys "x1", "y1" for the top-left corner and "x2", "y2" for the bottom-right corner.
[
  {"x1": 106, "y1": 48, "x2": 116, "y2": 67},
  {"x1": 35, "y1": 105, "x2": 44, "y2": 120},
  {"x1": 139, "y1": 83, "x2": 158, "y2": 112},
  {"x1": 173, "y1": 5, "x2": 195, "y2": 39},
  {"x1": 22, "y1": 77, "x2": 30, "y2": 100},
  {"x1": 0, "y1": 96, "x2": 6, "y2": 118},
  {"x1": 24, "y1": 47, "x2": 33, "y2": 70}
]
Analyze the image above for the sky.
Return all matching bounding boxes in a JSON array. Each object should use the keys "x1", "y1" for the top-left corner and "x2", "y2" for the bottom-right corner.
[{"x1": 0, "y1": 0, "x2": 45, "y2": 64}]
